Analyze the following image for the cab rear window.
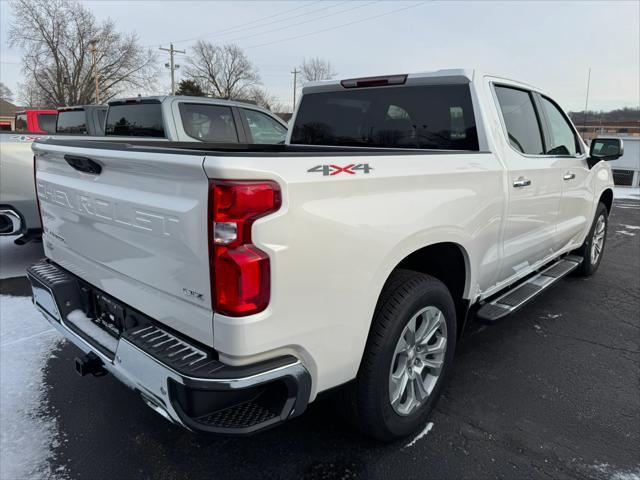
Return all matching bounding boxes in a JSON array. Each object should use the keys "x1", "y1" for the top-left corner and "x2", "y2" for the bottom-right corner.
[
  {"x1": 105, "y1": 103, "x2": 165, "y2": 137},
  {"x1": 38, "y1": 113, "x2": 57, "y2": 133},
  {"x1": 291, "y1": 84, "x2": 479, "y2": 150},
  {"x1": 56, "y1": 110, "x2": 87, "y2": 134}
]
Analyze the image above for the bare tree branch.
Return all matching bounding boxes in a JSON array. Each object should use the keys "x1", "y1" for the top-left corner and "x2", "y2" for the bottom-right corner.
[
  {"x1": 9, "y1": 0, "x2": 159, "y2": 106},
  {"x1": 299, "y1": 57, "x2": 336, "y2": 83},
  {"x1": 184, "y1": 41, "x2": 260, "y2": 100}
]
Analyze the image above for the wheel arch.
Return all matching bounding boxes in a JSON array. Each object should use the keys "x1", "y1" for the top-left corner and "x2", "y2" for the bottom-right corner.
[
  {"x1": 599, "y1": 188, "x2": 614, "y2": 214},
  {"x1": 376, "y1": 242, "x2": 472, "y2": 340}
]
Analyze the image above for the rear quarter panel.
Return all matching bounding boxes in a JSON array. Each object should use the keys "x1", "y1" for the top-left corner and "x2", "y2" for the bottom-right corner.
[
  {"x1": 204, "y1": 151, "x2": 504, "y2": 396},
  {"x1": 0, "y1": 133, "x2": 47, "y2": 231}
]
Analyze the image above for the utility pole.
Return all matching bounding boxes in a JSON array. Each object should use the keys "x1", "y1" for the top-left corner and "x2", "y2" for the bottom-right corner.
[
  {"x1": 89, "y1": 39, "x2": 99, "y2": 104},
  {"x1": 160, "y1": 43, "x2": 186, "y2": 95},
  {"x1": 291, "y1": 68, "x2": 301, "y2": 111}
]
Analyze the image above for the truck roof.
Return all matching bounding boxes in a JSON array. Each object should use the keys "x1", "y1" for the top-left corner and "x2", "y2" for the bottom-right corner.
[
  {"x1": 108, "y1": 95, "x2": 268, "y2": 110},
  {"x1": 302, "y1": 68, "x2": 543, "y2": 95}
]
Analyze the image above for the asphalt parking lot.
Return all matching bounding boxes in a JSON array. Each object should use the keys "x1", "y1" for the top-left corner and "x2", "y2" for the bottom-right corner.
[{"x1": 1, "y1": 199, "x2": 638, "y2": 480}]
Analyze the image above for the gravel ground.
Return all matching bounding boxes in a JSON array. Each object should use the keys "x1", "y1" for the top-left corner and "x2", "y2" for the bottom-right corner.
[{"x1": 0, "y1": 200, "x2": 638, "y2": 480}]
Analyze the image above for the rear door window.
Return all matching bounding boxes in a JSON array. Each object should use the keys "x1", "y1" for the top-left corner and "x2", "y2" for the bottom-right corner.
[
  {"x1": 291, "y1": 84, "x2": 479, "y2": 150},
  {"x1": 105, "y1": 103, "x2": 165, "y2": 137},
  {"x1": 494, "y1": 86, "x2": 544, "y2": 155},
  {"x1": 179, "y1": 103, "x2": 239, "y2": 142},
  {"x1": 38, "y1": 113, "x2": 57, "y2": 133},
  {"x1": 56, "y1": 110, "x2": 87, "y2": 134},
  {"x1": 242, "y1": 109, "x2": 287, "y2": 144}
]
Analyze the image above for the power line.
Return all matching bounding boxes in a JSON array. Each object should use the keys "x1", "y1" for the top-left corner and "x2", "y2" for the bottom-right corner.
[
  {"x1": 248, "y1": 1, "x2": 428, "y2": 49},
  {"x1": 169, "y1": 0, "x2": 335, "y2": 45},
  {"x1": 223, "y1": 1, "x2": 377, "y2": 45}
]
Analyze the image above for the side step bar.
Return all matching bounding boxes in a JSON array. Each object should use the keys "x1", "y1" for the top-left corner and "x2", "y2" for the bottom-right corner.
[{"x1": 476, "y1": 255, "x2": 583, "y2": 322}]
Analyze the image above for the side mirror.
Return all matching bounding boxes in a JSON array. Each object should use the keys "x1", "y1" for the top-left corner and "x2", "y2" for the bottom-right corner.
[{"x1": 588, "y1": 137, "x2": 624, "y2": 168}]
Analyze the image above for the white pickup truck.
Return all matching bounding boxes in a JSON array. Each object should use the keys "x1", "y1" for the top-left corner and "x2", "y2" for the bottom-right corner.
[
  {"x1": 0, "y1": 97, "x2": 287, "y2": 241},
  {"x1": 27, "y1": 69, "x2": 622, "y2": 441}
]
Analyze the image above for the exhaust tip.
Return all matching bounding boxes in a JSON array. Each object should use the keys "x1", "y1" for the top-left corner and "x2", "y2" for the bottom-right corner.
[
  {"x1": 74, "y1": 352, "x2": 107, "y2": 377},
  {"x1": 0, "y1": 209, "x2": 22, "y2": 235}
]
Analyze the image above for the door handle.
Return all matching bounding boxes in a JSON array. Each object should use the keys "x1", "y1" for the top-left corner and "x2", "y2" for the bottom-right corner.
[
  {"x1": 513, "y1": 178, "x2": 531, "y2": 188},
  {"x1": 563, "y1": 172, "x2": 576, "y2": 181}
]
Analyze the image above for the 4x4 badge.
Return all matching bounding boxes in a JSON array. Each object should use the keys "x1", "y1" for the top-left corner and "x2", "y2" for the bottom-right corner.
[{"x1": 307, "y1": 163, "x2": 373, "y2": 176}]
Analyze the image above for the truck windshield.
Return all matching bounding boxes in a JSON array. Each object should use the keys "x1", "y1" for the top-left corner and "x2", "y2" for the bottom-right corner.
[
  {"x1": 105, "y1": 103, "x2": 165, "y2": 137},
  {"x1": 38, "y1": 113, "x2": 57, "y2": 133},
  {"x1": 56, "y1": 110, "x2": 87, "y2": 134},
  {"x1": 291, "y1": 84, "x2": 479, "y2": 150}
]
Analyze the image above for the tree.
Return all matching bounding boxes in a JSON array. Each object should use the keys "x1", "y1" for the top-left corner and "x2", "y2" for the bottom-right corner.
[
  {"x1": 175, "y1": 79, "x2": 205, "y2": 97},
  {"x1": 0, "y1": 82, "x2": 13, "y2": 102},
  {"x1": 245, "y1": 87, "x2": 285, "y2": 113},
  {"x1": 9, "y1": 0, "x2": 158, "y2": 106},
  {"x1": 185, "y1": 41, "x2": 260, "y2": 100},
  {"x1": 16, "y1": 78, "x2": 50, "y2": 107},
  {"x1": 300, "y1": 57, "x2": 336, "y2": 83}
]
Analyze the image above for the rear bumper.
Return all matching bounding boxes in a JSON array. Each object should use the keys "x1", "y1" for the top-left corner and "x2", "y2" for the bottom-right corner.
[{"x1": 27, "y1": 259, "x2": 311, "y2": 434}]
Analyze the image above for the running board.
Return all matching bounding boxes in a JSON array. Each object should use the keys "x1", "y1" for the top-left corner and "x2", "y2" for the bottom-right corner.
[{"x1": 476, "y1": 255, "x2": 583, "y2": 322}]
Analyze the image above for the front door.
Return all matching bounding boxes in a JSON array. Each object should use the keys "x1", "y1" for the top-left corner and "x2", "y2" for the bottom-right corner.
[
  {"x1": 493, "y1": 85, "x2": 563, "y2": 284},
  {"x1": 536, "y1": 94, "x2": 593, "y2": 251}
]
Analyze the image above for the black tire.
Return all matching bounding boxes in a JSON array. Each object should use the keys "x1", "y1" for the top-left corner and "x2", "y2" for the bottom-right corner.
[
  {"x1": 341, "y1": 269, "x2": 457, "y2": 442},
  {"x1": 575, "y1": 202, "x2": 608, "y2": 276}
]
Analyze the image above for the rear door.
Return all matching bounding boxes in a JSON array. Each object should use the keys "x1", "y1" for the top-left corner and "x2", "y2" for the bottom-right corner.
[
  {"x1": 33, "y1": 141, "x2": 215, "y2": 346},
  {"x1": 239, "y1": 108, "x2": 288, "y2": 144},
  {"x1": 493, "y1": 85, "x2": 563, "y2": 283}
]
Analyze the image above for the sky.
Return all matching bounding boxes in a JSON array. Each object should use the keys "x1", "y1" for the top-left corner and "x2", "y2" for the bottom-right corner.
[{"x1": 0, "y1": 0, "x2": 638, "y2": 112}]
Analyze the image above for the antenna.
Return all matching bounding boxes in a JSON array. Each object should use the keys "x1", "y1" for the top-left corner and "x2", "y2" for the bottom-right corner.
[{"x1": 582, "y1": 67, "x2": 591, "y2": 135}]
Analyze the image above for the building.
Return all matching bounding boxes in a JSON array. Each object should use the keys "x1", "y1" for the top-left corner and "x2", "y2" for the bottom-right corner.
[
  {"x1": 0, "y1": 98, "x2": 19, "y2": 131},
  {"x1": 575, "y1": 121, "x2": 640, "y2": 142}
]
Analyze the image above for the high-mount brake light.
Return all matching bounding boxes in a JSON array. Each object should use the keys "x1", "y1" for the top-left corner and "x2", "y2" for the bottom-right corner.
[
  {"x1": 208, "y1": 180, "x2": 281, "y2": 317},
  {"x1": 340, "y1": 74, "x2": 408, "y2": 89}
]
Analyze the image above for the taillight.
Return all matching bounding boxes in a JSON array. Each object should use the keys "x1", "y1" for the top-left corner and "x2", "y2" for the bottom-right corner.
[{"x1": 208, "y1": 180, "x2": 281, "y2": 316}]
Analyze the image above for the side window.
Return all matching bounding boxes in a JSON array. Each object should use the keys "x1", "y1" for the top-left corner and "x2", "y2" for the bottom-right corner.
[
  {"x1": 495, "y1": 86, "x2": 544, "y2": 155},
  {"x1": 540, "y1": 97, "x2": 579, "y2": 156},
  {"x1": 14, "y1": 114, "x2": 27, "y2": 132},
  {"x1": 243, "y1": 109, "x2": 287, "y2": 144},
  {"x1": 180, "y1": 104, "x2": 238, "y2": 142}
]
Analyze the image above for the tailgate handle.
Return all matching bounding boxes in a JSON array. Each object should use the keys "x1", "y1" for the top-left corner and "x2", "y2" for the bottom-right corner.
[{"x1": 64, "y1": 155, "x2": 102, "y2": 175}]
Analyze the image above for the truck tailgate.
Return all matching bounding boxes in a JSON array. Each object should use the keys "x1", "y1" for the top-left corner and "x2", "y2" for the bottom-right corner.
[{"x1": 33, "y1": 142, "x2": 214, "y2": 346}]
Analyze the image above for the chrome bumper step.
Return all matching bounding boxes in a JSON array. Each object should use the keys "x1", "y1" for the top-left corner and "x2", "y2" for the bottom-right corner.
[{"x1": 476, "y1": 255, "x2": 583, "y2": 322}]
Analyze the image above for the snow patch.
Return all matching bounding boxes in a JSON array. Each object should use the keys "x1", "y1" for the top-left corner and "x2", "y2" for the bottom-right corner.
[
  {"x1": 66, "y1": 310, "x2": 118, "y2": 352},
  {"x1": 404, "y1": 422, "x2": 434, "y2": 448},
  {"x1": 591, "y1": 463, "x2": 640, "y2": 480},
  {"x1": 614, "y1": 187, "x2": 640, "y2": 200},
  {"x1": 0, "y1": 295, "x2": 63, "y2": 480},
  {"x1": 621, "y1": 224, "x2": 640, "y2": 230},
  {"x1": 615, "y1": 230, "x2": 636, "y2": 236}
]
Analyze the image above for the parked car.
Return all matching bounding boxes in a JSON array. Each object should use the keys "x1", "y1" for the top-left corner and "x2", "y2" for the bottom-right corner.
[
  {"x1": 27, "y1": 70, "x2": 620, "y2": 441},
  {"x1": 0, "y1": 97, "x2": 287, "y2": 242},
  {"x1": 14, "y1": 109, "x2": 58, "y2": 133},
  {"x1": 56, "y1": 105, "x2": 108, "y2": 136}
]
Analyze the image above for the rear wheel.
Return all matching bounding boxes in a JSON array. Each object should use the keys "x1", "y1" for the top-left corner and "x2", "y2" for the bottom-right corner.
[
  {"x1": 575, "y1": 202, "x2": 608, "y2": 276},
  {"x1": 344, "y1": 269, "x2": 457, "y2": 442}
]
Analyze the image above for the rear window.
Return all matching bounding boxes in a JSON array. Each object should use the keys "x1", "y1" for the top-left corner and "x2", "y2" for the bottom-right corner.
[
  {"x1": 291, "y1": 84, "x2": 479, "y2": 150},
  {"x1": 38, "y1": 113, "x2": 57, "y2": 133},
  {"x1": 179, "y1": 103, "x2": 238, "y2": 142},
  {"x1": 15, "y1": 114, "x2": 27, "y2": 132},
  {"x1": 56, "y1": 110, "x2": 87, "y2": 134},
  {"x1": 105, "y1": 103, "x2": 165, "y2": 137}
]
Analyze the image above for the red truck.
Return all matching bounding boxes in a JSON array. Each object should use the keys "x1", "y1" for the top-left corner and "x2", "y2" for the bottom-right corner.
[{"x1": 14, "y1": 109, "x2": 58, "y2": 133}]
